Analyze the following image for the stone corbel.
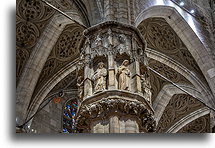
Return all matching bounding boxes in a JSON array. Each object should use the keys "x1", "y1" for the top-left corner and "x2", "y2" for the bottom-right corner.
[{"x1": 76, "y1": 98, "x2": 156, "y2": 133}]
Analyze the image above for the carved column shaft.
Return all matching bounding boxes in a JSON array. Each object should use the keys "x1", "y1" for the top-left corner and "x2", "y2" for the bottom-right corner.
[{"x1": 108, "y1": 54, "x2": 116, "y2": 90}]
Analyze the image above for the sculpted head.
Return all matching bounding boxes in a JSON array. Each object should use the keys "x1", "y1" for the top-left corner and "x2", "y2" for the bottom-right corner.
[{"x1": 98, "y1": 62, "x2": 105, "y2": 68}]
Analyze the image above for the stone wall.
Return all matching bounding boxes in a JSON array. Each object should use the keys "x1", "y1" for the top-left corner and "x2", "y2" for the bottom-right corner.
[
  {"x1": 31, "y1": 100, "x2": 63, "y2": 133},
  {"x1": 31, "y1": 91, "x2": 77, "y2": 133}
]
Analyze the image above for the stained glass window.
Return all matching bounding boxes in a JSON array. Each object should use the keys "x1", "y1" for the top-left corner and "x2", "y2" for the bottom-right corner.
[{"x1": 63, "y1": 99, "x2": 78, "y2": 133}]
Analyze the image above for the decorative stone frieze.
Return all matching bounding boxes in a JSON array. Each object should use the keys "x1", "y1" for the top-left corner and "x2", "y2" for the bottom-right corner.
[{"x1": 76, "y1": 97, "x2": 155, "y2": 133}]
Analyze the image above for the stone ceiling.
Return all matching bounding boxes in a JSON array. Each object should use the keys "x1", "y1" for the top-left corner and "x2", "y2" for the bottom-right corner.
[{"x1": 16, "y1": 0, "x2": 211, "y2": 133}]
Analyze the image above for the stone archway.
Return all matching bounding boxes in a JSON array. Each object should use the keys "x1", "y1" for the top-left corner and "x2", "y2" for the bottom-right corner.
[
  {"x1": 135, "y1": 5, "x2": 215, "y2": 99},
  {"x1": 153, "y1": 83, "x2": 202, "y2": 124},
  {"x1": 166, "y1": 107, "x2": 211, "y2": 133},
  {"x1": 146, "y1": 48, "x2": 214, "y2": 108},
  {"x1": 26, "y1": 60, "x2": 78, "y2": 122},
  {"x1": 16, "y1": 12, "x2": 86, "y2": 124}
]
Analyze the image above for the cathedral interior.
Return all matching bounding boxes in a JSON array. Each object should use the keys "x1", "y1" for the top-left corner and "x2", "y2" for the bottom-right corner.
[{"x1": 16, "y1": 0, "x2": 215, "y2": 133}]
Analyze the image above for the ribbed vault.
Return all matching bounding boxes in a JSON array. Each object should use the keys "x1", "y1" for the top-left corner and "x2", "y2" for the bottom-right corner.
[{"x1": 16, "y1": 0, "x2": 214, "y2": 133}]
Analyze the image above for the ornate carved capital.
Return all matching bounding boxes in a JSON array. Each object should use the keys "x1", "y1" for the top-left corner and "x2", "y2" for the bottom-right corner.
[{"x1": 76, "y1": 98, "x2": 156, "y2": 133}]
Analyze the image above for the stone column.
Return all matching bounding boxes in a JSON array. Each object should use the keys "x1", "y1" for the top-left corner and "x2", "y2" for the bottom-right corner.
[
  {"x1": 75, "y1": 22, "x2": 155, "y2": 133},
  {"x1": 131, "y1": 61, "x2": 142, "y2": 94},
  {"x1": 83, "y1": 40, "x2": 93, "y2": 99},
  {"x1": 109, "y1": 116, "x2": 120, "y2": 133},
  {"x1": 108, "y1": 54, "x2": 116, "y2": 90}
]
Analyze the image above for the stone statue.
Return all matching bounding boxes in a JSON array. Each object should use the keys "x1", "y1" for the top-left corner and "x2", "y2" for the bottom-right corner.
[
  {"x1": 93, "y1": 62, "x2": 107, "y2": 93},
  {"x1": 94, "y1": 34, "x2": 102, "y2": 46},
  {"x1": 77, "y1": 76, "x2": 84, "y2": 100},
  {"x1": 141, "y1": 70, "x2": 152, "y2": 104},
  {"x1": 117, "y1": 34, "x2": 127, "y2": 55},
  {"x1": 118, "y1": 60, "x2": 131, "y2": 91}
]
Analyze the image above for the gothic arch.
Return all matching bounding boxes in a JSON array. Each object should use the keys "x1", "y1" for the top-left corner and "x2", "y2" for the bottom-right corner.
[
  {"x1": 166, "y1": 107, "x2": 211, "y2": 133},
  {"x1": 156, "y1": 93, "x2": 208, "y2": 133},
  {"x1": 135, "y1": 5, "x2": 215, "y2": 98},
  {"x1": 146, "y1": 48, "x2": 214, "y2": 108},
  {"x1": 153, "y1": 83, "x2": 202, "y2": 124},
  {"x1": 26, "y1": 59, "x2": 78, "y2": 122},
  {"x1": 16, "y1": 12, "x2": 86, "y2": 124}
]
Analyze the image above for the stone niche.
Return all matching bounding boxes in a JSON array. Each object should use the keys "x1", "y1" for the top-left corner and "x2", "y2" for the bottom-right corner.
[{"x1": 75, "y1": 21, "x2": 155, "y2": 133}]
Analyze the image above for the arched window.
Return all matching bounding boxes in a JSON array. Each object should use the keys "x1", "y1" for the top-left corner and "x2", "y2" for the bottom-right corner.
[{"x1": 63, "y1": 99, "x2": 78, "y2": 133}]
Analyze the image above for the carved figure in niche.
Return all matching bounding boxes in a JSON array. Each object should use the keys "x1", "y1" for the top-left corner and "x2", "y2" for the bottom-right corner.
[
  {"x1": 93, "y1": 62, "x2": 107, "y2": 93},
  {"x1": 118, "y1": 60, "x2": 131, "y2": 91},
  {"x1": 117, "y1": 34, "x2": 127, "y2": 55},
  {"x1": 94, "y1": 34, "x2": 102, "y2": 46},
  {"x1": 77, "y1": 76, "x2": 84, "y2": 101},
  {"x1": 141, "y1": 69, "x2": 152, "y2": 104},
  {"x1": 107, "y1": 28, "x2": 113, "y2": 46}
]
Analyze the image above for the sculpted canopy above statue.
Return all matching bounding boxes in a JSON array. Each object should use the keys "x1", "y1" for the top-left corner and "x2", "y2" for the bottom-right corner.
[{"x1": 78, "y1": 21, "x2": 146, "y2": 61}]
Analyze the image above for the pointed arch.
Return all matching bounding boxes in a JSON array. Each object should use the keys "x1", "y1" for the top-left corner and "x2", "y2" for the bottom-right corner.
[
  {"x1": 135, "y1": 5, "x2": 215, "y2": 100},
  {"x1": 16, "y1": 12, "x2": 85, "y2": 124}
]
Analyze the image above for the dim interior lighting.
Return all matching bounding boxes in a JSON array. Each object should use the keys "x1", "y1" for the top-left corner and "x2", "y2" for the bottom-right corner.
[
  {"x1": 190, "y1": 9, "x2": 195, "y2": 14},
  {"x1": 179, "y1": 2, "x2": 184, "y2": 6}
]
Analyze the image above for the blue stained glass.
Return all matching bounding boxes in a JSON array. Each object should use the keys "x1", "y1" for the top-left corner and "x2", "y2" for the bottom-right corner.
[{"x1": 63, "y1": 99, "x2": 78, "y2": 133}]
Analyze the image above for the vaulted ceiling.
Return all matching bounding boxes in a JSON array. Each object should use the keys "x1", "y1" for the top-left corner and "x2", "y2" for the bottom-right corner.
[{"x1": 17, "y1": 0, "x2": 212, "y2": 133}]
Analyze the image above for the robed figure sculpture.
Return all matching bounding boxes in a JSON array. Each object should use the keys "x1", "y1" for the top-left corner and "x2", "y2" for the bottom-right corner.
[
  {"x1": 93, "y1": 62, "x2": 107, "y2": 93},
  {"x1": 118, "y1": 60, "x2": 131, "y2": 91}
]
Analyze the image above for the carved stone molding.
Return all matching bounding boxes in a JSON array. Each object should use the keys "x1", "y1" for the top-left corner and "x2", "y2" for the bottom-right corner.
[
  {"x1": 76, "y1": 97, "x2": 156, "y2": 133},
  {"x1": 177, "y1": 114, "x2": 211, "y2": 133},
  {"x1": 148, "y1": 59, "x2": 191, "y2": 103},
  {"x1": 32, "y1": 24, "x2": 84, "y2": 99},
  {"x1": 79, "y1": 21, "x2": 146, "y2": 63}
]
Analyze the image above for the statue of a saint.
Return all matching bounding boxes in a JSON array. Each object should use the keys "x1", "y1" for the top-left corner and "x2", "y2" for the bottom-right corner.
[
  {"x1": 118, "y1": 60, "x2": 131, "y2": 91},
  {"x1": 77, "y1": 76, "x2": 84, "y2": 101},
  {"x1": 93, "y1": 62, "x2": 107, "y2": 93},
  {"x1": 141, "y1": 70, "x2": 152, "y2": 104}
]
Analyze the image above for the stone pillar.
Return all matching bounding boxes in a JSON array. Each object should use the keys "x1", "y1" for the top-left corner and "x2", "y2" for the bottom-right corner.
[
  {"x1": 75, "y1": 21, "x2": 155, "y2": 133},
  {"x1": 108, "y1": 55, "x2": 116, "y2": 90},
  {"x1": 109, "y1": 116, "x2": 120, "y2": 133},
  {"x1": 131, "y1": 61, "x2": 142, "y2": 94},
  {"x1": 104, "y1": 0, "x2": 114, "y2": 21},
  {"x1": 125, "y1": 119, "x2": 139, "y2": 133}
]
